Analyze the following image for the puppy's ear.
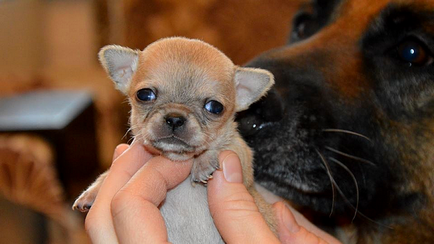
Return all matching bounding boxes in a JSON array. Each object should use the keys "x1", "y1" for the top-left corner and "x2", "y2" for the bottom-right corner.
[
  {"x1": 99, "y1": 45, "x2": 139, "y2": 94},
  {"x1": 234, "y1": 67, "x2": 275, "y2": 111}
]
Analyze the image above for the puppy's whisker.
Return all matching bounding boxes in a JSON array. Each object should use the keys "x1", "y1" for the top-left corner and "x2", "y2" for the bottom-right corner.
[
  {"x1": 315, "y1": 149, "x2": 336, "y2": 217},
  {"x1": 121, "y1": 97, "x2": 130, "y2": 105},
  {"x1": 127, "y1": 124, "x2": 143, "y2": 142},
  {"x1": 322, "y1": 129, "x2": 372, "y2": 142},
  {"x1": 329, "y1": 157, "x2": 359, "y2": 222},
  {"x1": 128, "y1": 134, "x2": 138, "y2": 145},
  {"x1": 199, "y1": 135, "x2": 211, "y2": 147},
  {"x1": 325, "y1": 146, "x2": 376, "y2": 167},
  {"x1": 202, "y1": 132, "x2": 215, "y2": 147},
  {"x1": 221, "y1": 96, "x2": 231, "y2": 104},
  {"x1": 122, "y1": 127, "x2": 133, "y2": 141}
]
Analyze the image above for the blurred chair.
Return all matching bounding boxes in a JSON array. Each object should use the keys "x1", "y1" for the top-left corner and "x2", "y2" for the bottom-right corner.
[
  {"x1": 0, "y1": 135, "x2": 64, "y2": 221},
  {"x1": 0, "y1": 134, "x2": 90, "y2": 244}
]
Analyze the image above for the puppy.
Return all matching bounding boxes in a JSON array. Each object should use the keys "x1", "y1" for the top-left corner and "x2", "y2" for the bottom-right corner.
[
  {"x1": 73, "y1": 37, "x2": 276, "y2": 243},
  {"x1": 237, "y1": 0, "x2": 434, "y2": 243}
]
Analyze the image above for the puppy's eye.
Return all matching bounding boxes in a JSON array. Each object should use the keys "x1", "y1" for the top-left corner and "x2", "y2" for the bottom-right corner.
[
  {"x1": 395, "y1": 39, "x2": 433, "y2": 67},
  {"x1": 136, "y1": 88, "x2": 156, "y2": 102},
  {"x1": 204, "y1": 100, "x2": 224, "y2": 115}
]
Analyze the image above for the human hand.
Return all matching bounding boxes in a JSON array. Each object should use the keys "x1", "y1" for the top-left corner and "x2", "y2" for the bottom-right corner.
[
  {"x1": 84, "y1": 141, "x2": 193, "y2": 243},
  {"x1": 208, "y1": 151, "x2": 342, "y2": 244},
  {"x1": 85, "y1": 142, "x2": 341, "y2": 244}
]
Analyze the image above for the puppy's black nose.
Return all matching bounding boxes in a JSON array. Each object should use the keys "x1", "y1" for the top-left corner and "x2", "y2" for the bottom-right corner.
[{"x1": 165, "y1": 114, "x2": 186, "y2": 130}]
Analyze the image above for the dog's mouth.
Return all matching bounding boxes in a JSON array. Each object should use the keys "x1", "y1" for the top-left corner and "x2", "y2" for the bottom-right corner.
[{"x1": 151, "y1": 136, "x2": 196, "y2": 154}]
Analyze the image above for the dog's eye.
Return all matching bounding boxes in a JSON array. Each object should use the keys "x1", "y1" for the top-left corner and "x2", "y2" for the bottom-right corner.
[
  {"x1": 204, "y1": 100, "x2": 224, "y2": 115},
  {"x1": 396, "y1": 39, "x2": 433, "y2": 66},
  {"x1": 136, "y1": 88, "x2": 156, "y2": 102},
  {"x1": 291, "y1": 12, "x2": 315, "y2": 42}
]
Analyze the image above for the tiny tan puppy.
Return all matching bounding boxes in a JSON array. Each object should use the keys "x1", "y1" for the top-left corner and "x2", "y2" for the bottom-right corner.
[{"x1": 73, "y1": 37, "x2": 276, "y2": 243}]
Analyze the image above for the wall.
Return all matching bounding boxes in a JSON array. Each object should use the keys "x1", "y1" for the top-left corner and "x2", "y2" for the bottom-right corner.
[
  {"x1": 44, "y1": 0, "x2": 97, "y2": 71},
  {"x1": 0, "y1": 0, "x2": 46, "y2": 74},
  {"x1": 0, "y1": 0, "x2": 98, "y2": 75}
]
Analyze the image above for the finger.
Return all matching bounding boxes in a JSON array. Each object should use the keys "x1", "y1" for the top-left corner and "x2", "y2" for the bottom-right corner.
[
  {"x1": 85, "y1": 140, "x2": 153, "y2": 244},
  {"x1": 274, "y1": 202, "x2": 341, "y2": 244},
  {"x1": 111, "y1": 156, "x2": 193, "y2": 244},
  {"x1": 208, "y1": 151, "x2": 280, "y2": 244},
  {"x1": 255, "y1": 185, "x2": 341, "y2": 244},
  {"x1": 112, "y1": 144, "x2": 129, "y2": 161}
]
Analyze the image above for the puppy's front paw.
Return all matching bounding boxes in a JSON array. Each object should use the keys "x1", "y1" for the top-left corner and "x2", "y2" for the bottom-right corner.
[
  {"x1": 72, "y1": 171, "x2": 107, "y2": 212},
  {"x1": 72, "y1": 189, "x2": 97, "y2": 212},
  {"x1": 191, "y1": 153, "x2": 219, "y2": 184}
]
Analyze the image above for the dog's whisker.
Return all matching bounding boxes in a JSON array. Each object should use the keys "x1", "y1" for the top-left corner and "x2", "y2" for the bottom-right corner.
[
  {"x1": 315, "y1": 149, "x2": 393, "y2": 229},
  {"x1": 315, "y1": 149, "x2": 335, "y2": 217},
  {"x1": 317, "y1": 151, "x2": 392, "y2": 229},
  {"x1": 322, "y1": 129, "x2": 372, "y2": 142},
  {"x1": 325, "y1": 146, "x2": 377, "y2": 167},
  {"x1": 329, "y1": 157, "x2": 359, "y2": 222},
  {"x1": 328, "y1": 178, "x2": 393, "y2": 229}
]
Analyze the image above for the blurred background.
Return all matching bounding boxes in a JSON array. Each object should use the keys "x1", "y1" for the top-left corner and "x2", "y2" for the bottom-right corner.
[{"x1": 0, "y1": 0, "x2": 302, "y2": 243}]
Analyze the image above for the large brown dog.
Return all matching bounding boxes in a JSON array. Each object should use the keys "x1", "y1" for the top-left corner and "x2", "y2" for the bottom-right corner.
[{"x1": 237, "y1": 0, "x2": 434, "y2": 243}]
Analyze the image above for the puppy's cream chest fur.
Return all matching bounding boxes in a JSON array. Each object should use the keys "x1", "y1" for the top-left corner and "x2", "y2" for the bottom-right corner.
[{"x1": 160, "y1": 176, "x2": 224, "y2": 244}]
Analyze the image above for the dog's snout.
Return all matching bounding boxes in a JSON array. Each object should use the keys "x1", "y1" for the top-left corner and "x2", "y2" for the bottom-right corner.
[{"x1": 165, "y1": 114, "x2": 186, "y2": 130}]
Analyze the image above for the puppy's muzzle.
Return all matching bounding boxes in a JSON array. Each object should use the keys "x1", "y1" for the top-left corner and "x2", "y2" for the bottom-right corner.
[{"x1": 165, "y1": 113, "x2": 186, "y2": 131}]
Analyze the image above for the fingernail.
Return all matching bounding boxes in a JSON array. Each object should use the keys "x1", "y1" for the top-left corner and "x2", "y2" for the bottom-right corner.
[
  {"x1": 113, "y1": 144, "x2": 129, "y2": 161},
  {"x1": 281, "y1": 203, "x2": 300, "y2": 233},
  {"x1": 221, "y1": 153, "x2": 243, "y2": 183}
]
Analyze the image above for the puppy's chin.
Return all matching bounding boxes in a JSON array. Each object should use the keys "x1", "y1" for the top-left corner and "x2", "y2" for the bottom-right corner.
[
  {"x1": 148, "y1": 137, "x2": 197, "y2": 161},
  {"x1": 163, "y1": 151, "x2": 195, "y2": 161}
]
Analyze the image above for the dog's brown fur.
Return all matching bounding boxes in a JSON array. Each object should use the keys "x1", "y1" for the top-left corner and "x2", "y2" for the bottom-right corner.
[{"x1": 237, "y1": 0, "x2": 434, "y2": 243}]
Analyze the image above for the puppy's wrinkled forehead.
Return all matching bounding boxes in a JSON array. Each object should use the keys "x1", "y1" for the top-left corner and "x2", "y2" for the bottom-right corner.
[{"x1": 130, "y1": 38, "x2": 235, "y2": 100}]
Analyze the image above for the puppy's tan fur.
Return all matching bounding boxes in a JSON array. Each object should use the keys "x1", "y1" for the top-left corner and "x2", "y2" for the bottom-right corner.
[{"x1": 73, "y1": 37, "x2": 276, "y2": 242}]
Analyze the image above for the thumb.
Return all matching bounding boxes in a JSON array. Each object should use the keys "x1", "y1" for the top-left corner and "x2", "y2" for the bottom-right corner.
[
  {"x1": 208, "y1": 151, "x2": 280, "y2": 244},
  {"x1": 274, "y1": 202, "x2": 342, "y2": 244},
  {"x1": 274, "y1": 202, "x2": 329, "y2": 244}
]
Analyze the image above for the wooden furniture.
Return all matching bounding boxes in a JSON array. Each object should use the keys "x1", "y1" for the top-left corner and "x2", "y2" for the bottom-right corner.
[{"x1": 0, "y1": 90, "x2": 100, "y2": 199}]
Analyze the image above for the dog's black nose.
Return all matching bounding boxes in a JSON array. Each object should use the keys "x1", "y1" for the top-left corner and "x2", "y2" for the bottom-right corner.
[{"x1": 165, "y1": 114, "x2": 186, "y2": 130}]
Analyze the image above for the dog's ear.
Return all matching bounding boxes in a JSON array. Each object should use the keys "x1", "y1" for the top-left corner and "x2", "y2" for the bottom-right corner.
[
  {"x1": 234, "y1": 67, "x2": 275, "y2": 112},
  {"x1": 99, "y1": 45, "x2": 139, "y2": 94}
]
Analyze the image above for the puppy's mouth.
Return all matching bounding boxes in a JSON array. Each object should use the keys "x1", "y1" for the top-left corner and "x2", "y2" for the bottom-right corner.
[{"x1": 151, "y1": 136, "x2": 195, "y2": 154}]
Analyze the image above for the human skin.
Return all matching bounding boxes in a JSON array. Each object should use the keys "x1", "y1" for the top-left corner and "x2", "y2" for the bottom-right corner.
[{"x1": 84, "y1": 141, "x2": 341, "y2": 244}]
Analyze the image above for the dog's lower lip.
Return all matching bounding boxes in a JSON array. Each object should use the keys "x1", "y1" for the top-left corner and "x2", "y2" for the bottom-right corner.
[
  {"x1": 152, "y1": 136, "x2": 195, "y2": 152},
  {"x1": 159, "y1": 136, "x2": 189, "y2": 145}
]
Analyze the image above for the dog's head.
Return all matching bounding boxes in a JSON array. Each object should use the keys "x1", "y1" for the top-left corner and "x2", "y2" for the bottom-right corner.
[
  {"x1": 99, "y1": 37, "x2": 273, "y2": 161},
  {"x1": 238, "y1": 0, "x2": 434, "y2": 238}
]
